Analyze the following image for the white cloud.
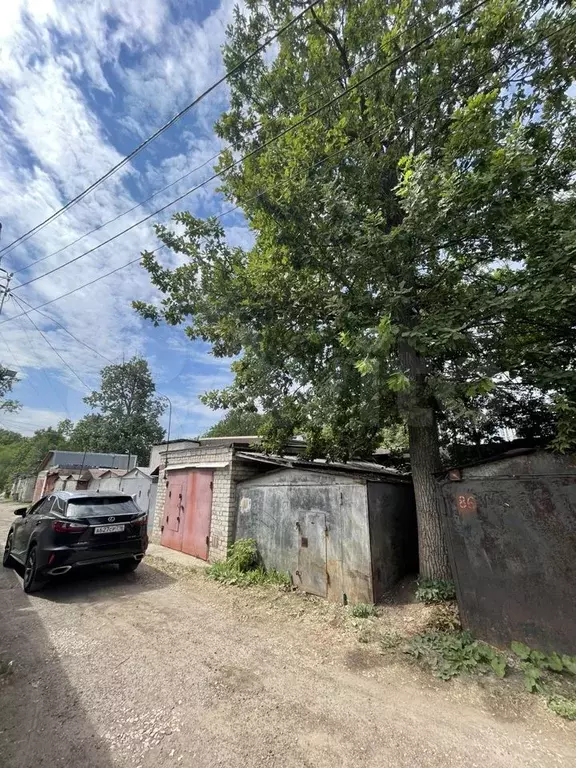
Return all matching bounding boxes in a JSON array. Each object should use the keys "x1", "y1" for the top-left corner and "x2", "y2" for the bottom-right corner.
[
  {"x1": 0, "y1": 0, "x2": 248, "y2": 436},
  {"x1": 0, "y1": 406, "x2": 68, "y2": 436}
]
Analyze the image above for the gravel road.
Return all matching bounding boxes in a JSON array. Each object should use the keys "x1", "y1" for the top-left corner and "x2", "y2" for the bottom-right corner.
[{"x1": 1, "y1": 501, "x2": 575, "y2": 767}]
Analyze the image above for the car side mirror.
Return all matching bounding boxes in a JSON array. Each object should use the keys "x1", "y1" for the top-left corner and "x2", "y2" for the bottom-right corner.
[{"x1": 14, "y1": 507, "x2": 27, "y2": 517}]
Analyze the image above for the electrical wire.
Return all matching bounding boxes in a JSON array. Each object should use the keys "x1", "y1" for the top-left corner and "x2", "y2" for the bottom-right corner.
[
  {"x1": 7, "y1": 296, "x2": 71, "y2": 413},
  {"x1": 0, "y1": 0, "x2": 325, "y2": 259},
  {"x1": 10, "y1": 294, "x2": 91, "y2": 390},
  {"x1": 12, "y1": 40, "x2": 388, "y2": 277},
  {"x1": 3, "y1": 14, "x2": 571, "y2": 327},
  {"x1": 13, "y1": 295, "x2": 115, "y2": 365},
  {"x1": 10, "y1": 0, "x2": 491, "y2": 293}
]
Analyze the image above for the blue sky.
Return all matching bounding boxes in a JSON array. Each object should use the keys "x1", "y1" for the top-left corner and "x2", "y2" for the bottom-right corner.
[{"x1": 0, "y1": 0, "x2": 251, "y2": 440}]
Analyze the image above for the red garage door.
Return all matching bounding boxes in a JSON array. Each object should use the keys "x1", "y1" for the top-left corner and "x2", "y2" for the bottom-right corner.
[{"x1": 161, "y1": 470, "x2": 213, "y2": 560}]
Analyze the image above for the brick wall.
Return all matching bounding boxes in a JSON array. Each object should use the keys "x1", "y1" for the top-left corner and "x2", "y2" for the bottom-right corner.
[{"x1": 151, "y1": 445, "x2": 260, "y2": 562}]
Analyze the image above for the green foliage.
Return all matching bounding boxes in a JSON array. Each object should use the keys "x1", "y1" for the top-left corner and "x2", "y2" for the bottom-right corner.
[
  {"x1": 510, "y1": 641, "x2": 576, "y2": 693},
  {"x1": 136, "y1": 1, "x2": 576, "y2": 577},
  {"x1": 405, "y1": 631, "x2": 507, "y2": 681},
  {"x1": 206, "y1": 539, "x2": 291, "y2": 588},
  {"x1": 0, "y1": 420, "x2": 72, "y2": 494},
  {"x1": 203, "y1": 409, "x2": 264, "y2": 438},
  {"x1": 415, "y1": 579, "x2": 456, "y2": 604},
  {"x1": 77, "y1": 357, "x2": 165, "y2": 465},
  {"x1": 0, "y1": 366, "x2": 20, "y2": 414},
  {"x1": 379, "y1": 631, "x2": 404, "y2": 651},
  {"x1": 350, "y1": 603, "x2": 377, "y2": 618},
  {"x1": 547, "y1": 695, "x2": 576, "y2": 721}
]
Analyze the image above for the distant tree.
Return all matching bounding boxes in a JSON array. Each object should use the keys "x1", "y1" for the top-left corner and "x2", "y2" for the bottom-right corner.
[
  {"x1": 0, "y1": 365, "x2": 20, "y2": 413},
  {"x1": 0, "y1": 420, "x2": 71, "y2": 493},
  {"x1": 203, "y1": 410, "x2": 264, "y2": 437},
  {"x1": 81, "y1": 357, "x2": 165, "y2": 465}
]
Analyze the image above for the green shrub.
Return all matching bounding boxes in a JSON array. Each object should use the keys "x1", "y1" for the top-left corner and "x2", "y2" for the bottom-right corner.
[
  {"x1": 206, "y1": 539, "x2": 291, "y2": 588},
  {"x1": 404, "y1": 631, "x2": 506, "y2": 680},
  {"x1": 350, "y1": 603, "x2": 377, "y2": 618},
  {"x1": 415, "y1": 579, "x2": 457, "y2": 604},
  {"x1": 547, "y1": 695, "x2": 576, "y2": 720}
]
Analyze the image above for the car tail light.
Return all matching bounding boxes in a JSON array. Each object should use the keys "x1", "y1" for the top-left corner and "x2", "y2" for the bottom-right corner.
[
  {"x1": 132, "y1": 515, "x2": 148, "y2": 527},
  {"x1": 52, "y1": 520, "x2": 88, "y2": 533}
]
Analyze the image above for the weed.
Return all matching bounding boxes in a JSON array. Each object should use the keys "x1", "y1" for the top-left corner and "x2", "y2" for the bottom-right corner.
[
  {"x1": 424, "y1": 602, "x2": 462, "y2": 633},
  {"x1": 415, "y1": 578, "x2": 456, "y2": 604},
  {"x1": 206, "y1": 539, "x2": 291, "y2": 588},
  {"x1": 510, "y1": 641, "x2": 576, "y2": 693},
  {"x1": 404, "y1": 631, "x2": 506, "y2": 680},
  {"x1": 357, "y1": 627, "x2": 376, "y2": 643},
  {"x1": 350, "y1": 603, "x2": 377, "y2": 618},
  {"x1": 547, "y1": 695, "x2": 576, "y2": 720},
  {"x1": 379, "y1": 631, "x2": 404, "y2": 651}
]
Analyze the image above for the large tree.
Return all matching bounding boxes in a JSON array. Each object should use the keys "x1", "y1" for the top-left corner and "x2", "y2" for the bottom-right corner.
[
  {"x1": 203, "y1": 409, "x2": 264, "y2": 437},
  {"x1": 76, "y1": 357, "x2": 165, "y2": 465},
  {"x1": 136, "y1": 1, "x2": 576, "y2": 578}
]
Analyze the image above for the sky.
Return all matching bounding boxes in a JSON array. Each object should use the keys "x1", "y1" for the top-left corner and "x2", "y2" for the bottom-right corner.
[{"x1": 0, "y1": 0, "x2": 253, "y2": 441}]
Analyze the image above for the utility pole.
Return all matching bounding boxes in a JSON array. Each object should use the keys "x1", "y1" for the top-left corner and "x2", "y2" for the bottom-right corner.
[{"x1": 0, "y1": 222, "x2": 12, "y2": 316}]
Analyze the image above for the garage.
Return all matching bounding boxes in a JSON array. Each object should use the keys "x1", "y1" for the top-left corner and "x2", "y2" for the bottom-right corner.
[
  {"x1": 236, "y1": 456, "x2": 417, "y2": 604},
  {"x1": 160, "y1": 468, "x2": 214, "y2": 560}
]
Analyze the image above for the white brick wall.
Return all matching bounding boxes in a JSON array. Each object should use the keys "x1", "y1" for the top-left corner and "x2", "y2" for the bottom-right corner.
[{"x1": 151, "y1": 445, "x2": 260, "y2": 562}]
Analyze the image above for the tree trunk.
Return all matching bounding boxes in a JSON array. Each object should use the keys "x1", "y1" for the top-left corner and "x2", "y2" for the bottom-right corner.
[
  {"x1": 398, "y1": 341, "x2": 452, "y2": 580},
  {"x1": 407, "y1": 417, "x2": 451, "y2": 580}
]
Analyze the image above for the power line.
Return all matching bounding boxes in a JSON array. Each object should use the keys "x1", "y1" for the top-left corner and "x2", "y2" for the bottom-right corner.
[
  {"x1": 10, "y1": 0, "x2": 492, "y2": 293},
  {"x1": 7, "y1": 297, "x2": 71, "y2": 413},
  {"x1": 12, "y1": 42, "x2": 387, "y2": 277},
  {"x1": 0, "y1": 0, "x2": 324, "y2": 260},
  {"x1": 10, "y1": 294, "x2": 91, "y2": 390},
  {"x1": 3, "y1": 15, "x2": 571, "y2": 328},
  {"x1": 13, "y1": 295, "x2": 115, "y2": 365}
]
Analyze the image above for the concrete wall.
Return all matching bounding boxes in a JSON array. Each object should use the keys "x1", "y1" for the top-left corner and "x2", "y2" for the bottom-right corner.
[
  {"x1": 152, "y1": 445, "x2": 259, "y2": 562},
  {"x1": 11, "y1": 475, "x2": 36, "y2": 502},
  {"x1": 236, "y1": 468, "x2": 374, "y2": 604}
]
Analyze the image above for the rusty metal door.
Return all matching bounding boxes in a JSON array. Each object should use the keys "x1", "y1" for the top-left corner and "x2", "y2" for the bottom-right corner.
[
  {"x1": 297, "y1": 512, "x2": 327, "y2": 597},
  {"x1": 161, "y1": 471, "x2": 187, "y2": 551},
  {"x1": 181, "y1": 470, "x2": 213, "y2": 560},
  {"x1": 440, "y1": 472, "x2": 576, "y2": 654}
]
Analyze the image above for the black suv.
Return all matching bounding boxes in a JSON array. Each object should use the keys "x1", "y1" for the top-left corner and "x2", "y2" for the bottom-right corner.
[{"x1": 3, "y1": 491, "x2": 148, "y2": 593}]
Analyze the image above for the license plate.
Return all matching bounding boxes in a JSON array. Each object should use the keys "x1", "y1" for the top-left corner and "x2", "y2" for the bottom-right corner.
[{"x1": 94, "y1": 524, "x2": 125, "y2": 534}]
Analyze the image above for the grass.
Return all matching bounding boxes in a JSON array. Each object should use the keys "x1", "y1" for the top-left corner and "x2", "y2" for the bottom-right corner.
[
  {"x1": 206, "y1": 539, "x2": 291, "y2": 588},
  {"x1": 350, "y1": 603, "x2": 378, "y2": 618}
]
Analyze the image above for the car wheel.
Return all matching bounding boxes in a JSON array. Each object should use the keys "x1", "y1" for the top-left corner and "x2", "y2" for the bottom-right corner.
[
  {"x1": 23, "y1": 546, "x2": 43, "y2": 594},
  {"x1": 118, "y1": 559, "x2": 140, "y2": 573},
  {"x1": 3, "y1": 532, "x2": 14, "y2": 568}
]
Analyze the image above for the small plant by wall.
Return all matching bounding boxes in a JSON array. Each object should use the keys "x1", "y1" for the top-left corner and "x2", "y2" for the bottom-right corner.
[
  {"x1": 206, "y1": 538, "x2": 291, "y2": 588},
  {"x1": 415, "y1": 579, "x2": 457, "y2": 604},
  {"x1": 350, "y1": 603, "x2": 378, "y2": 618},
  {"x1": 404, "y1": 631, "x2": 506, "y2": 680}
]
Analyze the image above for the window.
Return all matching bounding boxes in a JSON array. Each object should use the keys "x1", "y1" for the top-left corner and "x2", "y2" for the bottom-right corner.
[
  {"x1": 66, "y1": 496, "x2": 139, "y2": 518},
  {"x1": 30, "y1": 497, "x2": 53, "y2": 516}
]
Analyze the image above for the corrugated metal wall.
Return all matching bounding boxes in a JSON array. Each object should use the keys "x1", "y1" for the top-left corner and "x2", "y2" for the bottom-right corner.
[{"x1": 237, "y1": 468, "x2": 412, "y2": 605}]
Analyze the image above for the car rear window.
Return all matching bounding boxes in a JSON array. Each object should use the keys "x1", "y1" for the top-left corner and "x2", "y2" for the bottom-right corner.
[{"x1": 66, "y1": 497, "x2": 139, "y2": 517}]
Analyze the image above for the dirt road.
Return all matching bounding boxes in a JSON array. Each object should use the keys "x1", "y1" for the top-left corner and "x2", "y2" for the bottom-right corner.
[{"x1": 1, "y1": 501, "x2": 575, "y2": 767}]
